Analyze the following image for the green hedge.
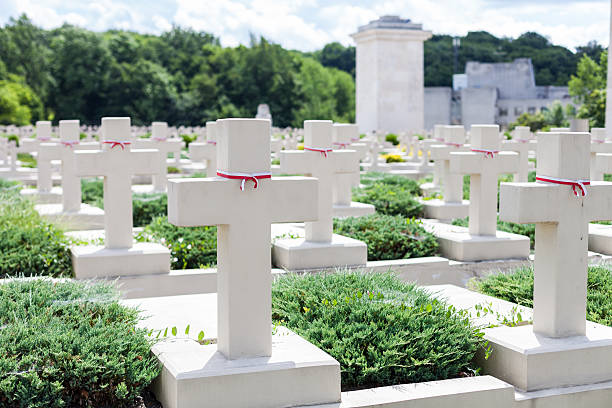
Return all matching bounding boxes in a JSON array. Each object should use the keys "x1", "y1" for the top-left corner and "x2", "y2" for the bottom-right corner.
[
  {"x1": 0, "y1": 278, "x2": 160, "y2": 407},
  {"x1": 139, "y1": 216, "x2": 217, "y2": 269},
  {"x1": 355, "y1": 174, "x2": 423, "y2": 218},
  {"x1": 81, "y1": 179, "x2": 167, "y2": 227},
  {"x1": 0, "y1": 188, "x2": 73, "y2": 278},
  {"x1": 272, "y1": 271, "x2": 485, "y2": 390},
  {"x1": 334, "y1": 214, "x2": 438, "y2": 261},
  {"x1": 452, "y1": 216, "x2": 535, "y2": 249},
  {"x1": 472, "y1": 266, "x2": 611, "y2": 327}
]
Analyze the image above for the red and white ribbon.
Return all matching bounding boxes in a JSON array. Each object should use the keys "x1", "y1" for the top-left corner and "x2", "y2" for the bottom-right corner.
[
  {"x1": 536, "y1": 175, "x2": 590, "y2": 197},
  {"x1": 471, "y1": 148, "x2": 499, "y2": 158},
  {"x1": 592, "y1": 139, "x2": 606, "y2": 144},
  {"x1": 516, "y1": 138, "x2": 531, "y2": 143},
  {"x1": 103, "y1": 140, "x2": 132, "y2": 150},
  {"x1": 333, "y1": 142, "x2": 350, "y2": 149},
  {"x1": 351, "y1": 137, "x2": 360, "y2": 142},
  {"x1": 217, "y1": 170, "x2": 271, "y2": 191},
  {"x1": 207, "y1": 141, "x2": 217, "y2": 145},
  {"x1": 304, "y1": 146, "x2": 332, "y2": 158},
  {"x1": 61, "y1": 141, "x2": 79, "y2": 148},
  {"x1": 152, "y1": 137, "x2": 167, "y2": 142},
  {"x1": 445, "y1": 142, "x2": 463, "y2": 148},
  {"x1": 434, "y1": 137, "x2": 444, "y2": 142},
  {"x1": 37, "y1": 137, "x2": 51, "y2": 142}
]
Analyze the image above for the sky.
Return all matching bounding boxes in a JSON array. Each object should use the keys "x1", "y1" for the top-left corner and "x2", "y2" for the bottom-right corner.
[{"x1": 0, "y1": 0, "x2": 609, "y2": 51}]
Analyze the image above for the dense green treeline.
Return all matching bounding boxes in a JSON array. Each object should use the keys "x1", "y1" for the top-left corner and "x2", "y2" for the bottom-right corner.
[
  {"x1": 0, "y1": 14, "x2": 605, "y2": 127},
  {"x1": 0, "y1": 15, "x2": 354, "y2": 127}
]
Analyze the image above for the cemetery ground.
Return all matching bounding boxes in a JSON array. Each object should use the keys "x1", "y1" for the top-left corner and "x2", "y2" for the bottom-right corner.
[{"x1": 1, "y1": 166, "x2": 612, "y2": 407}]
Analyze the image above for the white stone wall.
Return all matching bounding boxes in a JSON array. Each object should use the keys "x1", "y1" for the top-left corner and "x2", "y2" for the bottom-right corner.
[{"x1": 425, "y1": 87, "x2": 452, "y2": 130}]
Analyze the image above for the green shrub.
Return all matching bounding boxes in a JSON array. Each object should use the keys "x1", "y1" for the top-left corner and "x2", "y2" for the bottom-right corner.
[
  {"x1": 382, "y1": 153, "x2": 405, "y2": 163},
  {"x1": 181, "y1": 133, "x2": 197, "y2": 148},
  {"x1": 167, "y1": 166, "x2": 181, "y2": 174},
  {"x1": 139, "y1": 216, "x2": 217, "y2": 269},
  {"x1": 17, "y1": 152, "x2": 36, "y2": 168},
  {"x1": 3, "y1": 134, "x2": 19, "y2": 147},
  {"x1": 472, "y1": 266, "x2": 611, "y2": 327},
  {"x1": 354, "y1": 174, "x2": 423, "y2": 218},
  {"x1": 0, "y1": 278, "x2": 160, "y2": 407},
  {"x1": 452, "y1": 216, "x2": 535, "y2": 249},
  {"x1": 334, "y1": 214, "x2": 438, "y2": 261},
  {"x1": 272, "y1": 271, "x2": 485, "y2": 390},
  {"x1": 0, "y1": 191, "x2": 73, "y2": 278},
  {"x1": 385, "y1": 133, "x2": 399, "y2": 145},
  {"x1": 81, "y1": 179, "x2": 168, "y2": 227},
  {"x1": 360, "y1": 173, "x2": 422, "y2": 195}
]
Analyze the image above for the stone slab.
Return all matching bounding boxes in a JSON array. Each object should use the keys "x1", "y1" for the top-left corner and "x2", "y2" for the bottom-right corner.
[
  {"x1": 421, "y1": 198, "x2": 470, "y2": 220},
  {"x1": 71, "y1": 242, "x2": 170, "y2": 279},
  {"x1": 514, "y1": 379, "x2": 612, "y2": 408},
  {"x1": 20, "y1": 186, "x2": 63, "y2": 203},
  {"x1": 422, "y1": 220, "x2": 530, "y2": 261},
  {"x1": 35, "y1": 203, "x2": 105, "y2": 231},
  {"x1": 420, "y1": 181, "x2": 440, "y2": 196},
  {"x1": 151, "y1": 327, "x2": 341, "y2": 408},
  {"x1": 478, "y1": 323, "x2": 612, "y2": 392},
  {"x1": 272, "y1": 234, "x2": 367, "y2": 271},
  {"x1": 307, "y1": 376, "x2": 514, "y2": 408},
  {"x1": 333, "y1": 201, "x2": 375, "y2": 218},
  {"x1": 588, "y1": 223, "x2": 612, "y2": 255}
]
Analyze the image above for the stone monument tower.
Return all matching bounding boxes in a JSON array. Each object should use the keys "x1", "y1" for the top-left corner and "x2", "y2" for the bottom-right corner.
[{"x1": 351, "y1": 16, "x2": 432, "y2": 134}]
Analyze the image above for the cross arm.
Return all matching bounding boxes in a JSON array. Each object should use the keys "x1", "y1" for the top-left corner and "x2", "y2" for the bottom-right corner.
[
  {"x1": 130, "y1": 149, "x2": 164, "y2": 176},
  {"x1": 330, "y1": 150, "x2": 359, "y2": 174},
  {"x1": 591, "y1": 142, "x2": 612, "y2": 153},
  {"x1": 167, "y1": 178, "x2": 233, "y2": 226},
  {"x1": 37, "y1": 143, "x2": 64, "y2": 161},
  {"x1": 500, "y1": 182, "x2": 561, "y2": 223},
  {"x1": 73, "y1": 149, "x2": 108, "y2": 177},
  {"x1": 268, "y1": 177, "x2": 318, "y2": 223},
  {"x1": 584, "y1": 182, "x2": 612, "y2": 222},
  {"x1": 189, "y1": 142, "x2": 215, "y2": 161},
  {"x1": 279, "y1": 150, "x2": 312, "y2": 174},
  {"x1": 596, "y1": 153, "x2": 612, "y2": 173}
]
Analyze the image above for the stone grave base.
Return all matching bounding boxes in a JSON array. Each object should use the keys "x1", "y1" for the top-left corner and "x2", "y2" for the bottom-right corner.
[
  {"x1": 270, "y1": 164, "x2": 282, "y2": 175},
  {"x1": 35, "y1": 203, "x2": 105, "y2": 230},
  {"x1": 20, "y1": 186, "x2": 63, "y2": 204},
  {"x1": 421, "y1": 220, "x2": 530, "y2": 261},
  {"x1": 479, "y1": 323, "x2": 612, "y2": 392},
  {"x1": 151, "y1": 328, "x2": 340, "y2": 408},
  {"x1": 588, "y1": 223, "x2": 612, "y2": 255},
  {"x1": 333, "y1": 201, "x2": 375, "y2": 218},
  {"x1": 272, "y1": 234, "x2": 367, "y2": 271},
  {"x1": 421, "y1": 198, "x2": 469, "y2": 220},
  {"x1": 420, "y1": 181, "x2": 440, "y2": 196},
  {"x1": 179, "y1": 162, "x2": 206, "y2": 175},
  {"x1": 71, "y1": 242, "x2": 170, "y2": 279}
]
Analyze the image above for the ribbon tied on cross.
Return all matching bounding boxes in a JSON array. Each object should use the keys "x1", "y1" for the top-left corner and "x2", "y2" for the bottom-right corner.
[
  {"x1": 61, "y1": 141, "x2": 79, "y2": 148},
  {"x1": 351, "y1": 137, "x2": 361, "y2": 142},
  {"x1": 303, "y1": 146, "x2": 333, "y2": 158},
  {"x1": 102, "y1": 140, "x2": 132, "y2": 150},
  {"x1": 152, "y1": 137, "x2": 167, "y2": 142},
  {"x1": 37, "y1": 137, "x2": 51, "y2": 142},
  {"x1": 332, "y1": 142, "x2": 350, "y2": 149},
  {"x1": 445, "y1": 142, "x2": 463, "y2": 148},
  {"x1": 217, "y1": 170, "x2": 271, "y2": 191},
  {"x1": 471, "y1": 148, "x2": 499, "y2": 158},
  {"x1": 207, "y1": 141, "x2": 217, "y2": 145},
  {"x1": 536, "y1": 175, "x2": 590, "y2": 198}
]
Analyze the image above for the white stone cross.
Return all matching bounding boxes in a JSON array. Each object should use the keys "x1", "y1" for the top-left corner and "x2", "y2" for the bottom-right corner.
[
  {"x1": 430, "y1": 125, "x2": 468, "y2": 204},
  {"x1": 332, "y1": 124, "x2": 364, "y2": 205},
  {"x1": 73, "y1": 117, "x2": 163, "y2": 248},
  {"x1": 501, "y1": 126, "x2": 536, "y2": 182},
  {"x1": 20, "y1": 121, "x2": 57, "y2": 154},
  {"x1": 500, "y1": 132, "x2": 612, "y2": 338},
  {"x1": 281, "y1": 120, "x2": 358, "y2": 242},
  {"x1": 189, "y1": 121, "x2": 217, "y2": 177},
  {"x1": 450, "y1": 125, "x2": 519, "y2": 235},
  {"x1": 37, "y1": 120, "x2": 98, "y2": 211},
  {"x1": 133, "y1": 121, "x2": 182, "y2": 192},
  {"x1": 589, "y1": 127, "x2": 612, "y2": 181},
  {"x1": 168, "y1": 118, "x2": 317, "y2": 359}
]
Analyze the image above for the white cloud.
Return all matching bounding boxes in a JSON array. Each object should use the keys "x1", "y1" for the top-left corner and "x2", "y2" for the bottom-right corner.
[{"x1": 0, "y1": 0, "x2": 609, "y2": 50}]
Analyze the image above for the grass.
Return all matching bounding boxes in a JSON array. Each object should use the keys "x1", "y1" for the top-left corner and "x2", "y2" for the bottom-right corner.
[
  {"x1": 334, "y1": 214, "x2": 438, "y2": 261},
  {"x1": 472, "y1": 266, "x2": 612, "y2": 327},
  {"x1": 272, "y1": 271, "x2": 486, "y2": 390},
  {"x1": 0, "y1": 278, "x2": 160, "y2": 407}
]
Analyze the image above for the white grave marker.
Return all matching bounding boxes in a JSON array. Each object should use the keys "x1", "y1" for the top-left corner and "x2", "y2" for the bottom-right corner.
[
  {"x1": 153, "y1": 118, "x2": 339, "y2": 408},
  {"x1": 501, "y1": 126, "x2": 536, "y2": 182},
  {"x1": 188, "y1": 121, "x2": 217, "y2": 177},
  {"x1": 588, "y1": 127, "x2": 612, "y2": 181}
]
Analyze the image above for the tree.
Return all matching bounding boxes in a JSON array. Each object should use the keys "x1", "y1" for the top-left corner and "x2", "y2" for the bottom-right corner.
[
  {"x1": 0, "y1": 73, "x2": 43, "y2": 125},
  {"x1": 569, "y1": 51, "x2": 607, "y2": 127}
]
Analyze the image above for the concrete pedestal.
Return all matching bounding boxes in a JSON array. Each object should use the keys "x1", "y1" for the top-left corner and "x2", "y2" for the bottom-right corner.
[
  {"x1": 588, "y1": 223, "x2": 612, "y2": 255},
  {"x1": 20, "y1": 186, "x2": 63, "y2": 204},
  {"x1": 421, "y1": 199, "x2": 469, "y2": 220},
  {"x1": 333, "y1": 201, "x2": 375, "y2": 218},
  {"x1": 422, "y1": 220, "x2": 530, "y2": 261},
  {"x1": 71, "y1": 242, "x2": 170, "y2": 279},
  {"x1": 152, "y1": 328, "x2": 340, "y2": 408},
  {"x1": 35, "y1": 203, "x2": 105, "y2": 230},
  {"x1": 420, "y1": 181, "x2": 440, "y2": 196},
  {"x1": 272, "y1": 234, "x2": 367, "y2": 271},
  {"x1": 479, "y1": 323, "x2": 612, "y2": 392}
]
